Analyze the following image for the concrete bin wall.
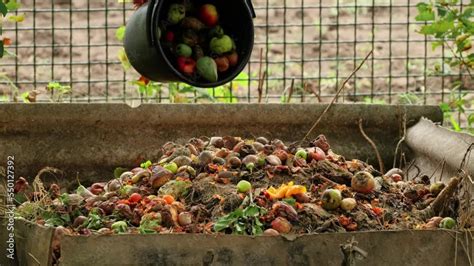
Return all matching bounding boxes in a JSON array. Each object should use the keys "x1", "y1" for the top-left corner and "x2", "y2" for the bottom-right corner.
[{"x1": 1, "y1": 104, "x2": 472, "y2": 265}]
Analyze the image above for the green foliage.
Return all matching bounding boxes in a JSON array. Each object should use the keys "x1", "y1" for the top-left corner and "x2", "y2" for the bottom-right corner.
[
  {"x1": 43, "y1": 211, "x2": 71, "y2": 227},
  {"x1": 85, "y1": 212, "x2": 104, "y2": 230},
  {"x1": 140, "y1": 160, "x2": 152, "y2": 169},
  {"x1": 116, "y1": 26, "x2": 126, "y2": 41},
  {"x1": 214, "y1": 196, "x2": 267, "y2": 235},
  {"x1": 47, "y1": 81, "x2": 71, "y2": 102},
  {"x1": 0, "y1": 2, "x2": 7, "y2": 18},
  {"x1": 398, "y1": 92, "x2": 421, "y2": 105},
  {"x1": 416, "y1": 0, "x2": 473, "y2": 70},
  {"x1": 439, "y1": 86, "x2": 473, "y2": 133},
  {"x1": 1, "y1": 0, "x2": 22, "y2": 58},
  {"x1": 416, "y1": 0, "x2": 473, "y2": 132},
  {"x1": 5, "y1": 0, "x2": 20, "y2": 11}
]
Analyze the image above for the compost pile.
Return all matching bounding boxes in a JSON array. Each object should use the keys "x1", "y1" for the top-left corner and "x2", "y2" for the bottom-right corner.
[
  {"x1": 159, "y1": 2, "x2": 240, "y2": 82},
  {"x1": 16, "y1": 135, "x2": 464, "y2": 238}
]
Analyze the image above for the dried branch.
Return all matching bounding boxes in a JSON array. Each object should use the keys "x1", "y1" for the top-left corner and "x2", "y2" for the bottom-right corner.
[
  {"x1": 393, "y1": 112, "x2": 407, "y2": 169},
  {"x1": 417, "y1": 175, "x2": 462, "y2": 219},
  {"x1": 358, "y1": 118, "x2": 385, "y2": 174},
  {"x1": 257, "y1": 48, "x2": 264, "y2": 103},
  {"x1": 300, "y1": 50, "x2": 373, "y2": 145},
  {"x1": 287, "y1": 79, "x2": 295, "y2": 103}
]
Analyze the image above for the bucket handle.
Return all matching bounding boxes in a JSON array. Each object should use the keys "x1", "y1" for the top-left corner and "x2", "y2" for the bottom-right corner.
[
  {"x1": 147, "y1": 0, "x2": 159, "y2": 47},
  {"x1": 246, "y1": 0, "x2": 256, "y2": 18}
]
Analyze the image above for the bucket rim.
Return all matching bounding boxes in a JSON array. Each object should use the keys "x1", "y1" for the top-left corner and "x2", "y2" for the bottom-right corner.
[{"x1": 153, "y1": 1, "x2": 255, "y2": 88}]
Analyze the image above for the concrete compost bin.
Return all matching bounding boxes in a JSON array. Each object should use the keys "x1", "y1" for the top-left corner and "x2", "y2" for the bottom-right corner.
[{"x1": 0, "y1": 103, "x2": 472, "y2": 265}]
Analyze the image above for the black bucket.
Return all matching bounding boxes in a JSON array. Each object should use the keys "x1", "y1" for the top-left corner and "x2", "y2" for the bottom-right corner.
[{"x1": 124, "y1": 0, "x2": 255, "y2": 88}]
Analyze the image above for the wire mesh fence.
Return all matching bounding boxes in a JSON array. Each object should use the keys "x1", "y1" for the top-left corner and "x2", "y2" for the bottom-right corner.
[{"x1": 0, "y1": 0, "x2": 472, "y2": 127}]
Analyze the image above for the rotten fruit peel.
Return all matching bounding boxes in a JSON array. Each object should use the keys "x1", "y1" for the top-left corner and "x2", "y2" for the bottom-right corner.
[{"x1": 15, "y1": 135, "x2": 464, "y2": 238}]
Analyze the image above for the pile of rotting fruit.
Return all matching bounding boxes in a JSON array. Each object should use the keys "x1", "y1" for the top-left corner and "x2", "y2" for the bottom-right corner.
[{"x1": 16, "y1": 135, "x2": 465, "y2": 242}]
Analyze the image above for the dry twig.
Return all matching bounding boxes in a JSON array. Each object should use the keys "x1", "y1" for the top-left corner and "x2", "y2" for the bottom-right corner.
[
  {"x1": 257, "y1": 48, "x2": 264, "y2": 103},
  {"x1": 287, "y1": 79, "x2": 295, "y2": 103},
  {"x1": 417, "y1": 175, "x2": 462, "y2": 219},
  {"x1": 393, "y1": 112, "x2": 407, "y2": 169},
  {"x1": 358, "y1": 118, "x2": 385, "y2": 174},
  {"x1": 300, "y1": 50, "x2": 373, "y2": 145}
]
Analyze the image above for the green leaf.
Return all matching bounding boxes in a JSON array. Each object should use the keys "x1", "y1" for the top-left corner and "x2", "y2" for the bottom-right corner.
[
  {"x1": 467, "y1": 53, "x2": 474, "y2": 62},
  {"x1": 5, "y1": 1, "x2": 21, "y2": 11},
  {"x1": 207, "y1": 86, "x2": 232, "y2": 103},
  {"x1": 233, "y1": 222, "x2": 245, "y2": 234},
  {"x1": 59, "y1": 193, "x2": 70, "y2": 205},
  {"x1": 436, "y1": 5, "x2": 448, "y2": 17},
  {"x1": 140, "y1": 160, "x2": 152, "y2": 169},
  {"x1": 116, "y1": 26, "x2": 126, "y2": 41},
  {"x1": 45, "y1": 217, "x2": 65, "y2": 227},
  {"x1": 114, "y1": 167, "x2": 128, "y2": 179},
  {"x1": 213, "y1": 208, "x2": 243, "y2": 232},
  {"x1": 421, "y1": 19, "x2": 455, "y2": 35},
  {"x1": 20, "y1": 92, "x2": 30, "y2": 103},
  {"x1": 439, "y1": 102, "x2": 451, "y2": 113},
  {"x1": 243, "y1": 205, "x2": 260, "y2": 217},
  {"x1": 214, "y1": 208, "x2": 243, "y2": 232},
  {"x1": 61, "y1": 213, "x2": 71, "y2": 223},
  {"x1": 449, "y1": 115, "x2": 461, "y2": 131},
  {"x1": 117, "y1": 48, "x2": 131, "y2": 71},
  {"x1": 467, "y1": 113, "x2": 474, "y2": 126},
  {"x1": 8, "y1": 14, "x2": 25, "y2": 22},
  {"x1": 432, "y1": 41, "x2": 444, "y2": 51},
  {"x1": 282, "y1": 197, "x2": 297, "y2": 206},
  {"x1": 0, "y1": 2, "x2": 8, "y2": 16},
  {"x1": 416, "y1": 3, "x2": 435, "y2": 21},
  {"x1": 461, "y1": 7, "x2": 474, "y2": 20}
]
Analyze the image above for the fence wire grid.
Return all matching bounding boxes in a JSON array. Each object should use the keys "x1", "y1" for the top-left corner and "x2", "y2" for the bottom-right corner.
[{"x1": 0, "y1": 0, "x2": 473, "y2": 127}]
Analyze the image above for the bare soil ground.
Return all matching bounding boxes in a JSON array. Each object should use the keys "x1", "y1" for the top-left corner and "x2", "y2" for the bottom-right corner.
[{"x1": 0, "y1": 0, "x2": 472, "y2": 111}]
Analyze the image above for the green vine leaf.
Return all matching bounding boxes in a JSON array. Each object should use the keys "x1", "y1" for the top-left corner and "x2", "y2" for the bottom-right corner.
[
  {"x1": 5, "y1": 0, "x2": 21, "y2": 11},
  {"x1": 116, "y1": 26, "x2": 126, "y2": 41},
  {"x1": 415, "y1": 3, "x2": 435, "y2": 21},
  {"x1": 0, "y1": 2, "x2": 8, "y2": 16}
]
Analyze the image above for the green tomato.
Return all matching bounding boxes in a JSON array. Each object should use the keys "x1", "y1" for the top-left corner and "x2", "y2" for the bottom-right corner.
[
  {"x1": 245, "y1": 162, "x2": 255, "y2": 171},
  {"x1": 176, "y1": 43, "x2": 192, "y2": 57},
  {"x1": 210, "y1": 35, "x2": 233, "y2": 55},
  {"x1": 119, "y1": 185, "x2": 134, "y2": 197},
  {"x1": 196, "y1": 56, "x2": 218, "y2": 82},
  {"x1": 167, "y1": 4, "x2": 185, "y2": 25},
  {"x1": 237, "y1": 180, "x2": 252, "y2": 193},
  {"x1": 295, "y1": 149, "x2": 307, "y2": 160},
  {"x1": 439, "y1": 217, "x2": 456, "y2": 229},
  {"x1": 164, "y1": 162, "x2": 178, "y2": 174},
  {"x1": 321, "y1": 189, "x2": 342, "y2": 210},
  {"x1": 111, "y1": 221, "x2": 128, "y2": 234}
]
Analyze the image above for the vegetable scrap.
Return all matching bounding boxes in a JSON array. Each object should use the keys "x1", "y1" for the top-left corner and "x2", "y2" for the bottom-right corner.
[{"x1": 16, "y1": 135, "x2": 467, "y2": 239}]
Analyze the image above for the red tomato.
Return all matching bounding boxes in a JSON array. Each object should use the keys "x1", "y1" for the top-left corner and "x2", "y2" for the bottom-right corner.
[{"x1": 129, "y1": 193, "x2": 142, "y2": 203}]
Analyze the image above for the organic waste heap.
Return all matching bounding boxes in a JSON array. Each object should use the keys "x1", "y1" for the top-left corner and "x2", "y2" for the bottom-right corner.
[
  {"x1": 160, "y1": 2, "x2": 240, "y2": 83},
  {"x1": 16, "y1": 135, "x2": 466, "y2": 242}
]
